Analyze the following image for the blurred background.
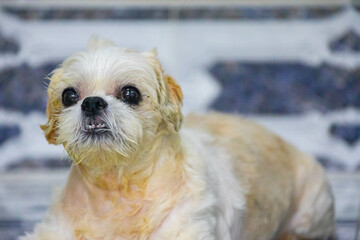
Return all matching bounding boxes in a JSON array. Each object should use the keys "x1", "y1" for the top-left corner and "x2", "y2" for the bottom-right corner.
[{"x1": 0, "y1": 0, "x2": 360, "y2": 239}]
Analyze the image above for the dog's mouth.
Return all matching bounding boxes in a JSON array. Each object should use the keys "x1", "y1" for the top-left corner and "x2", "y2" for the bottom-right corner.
[{"x1": 83, "y1": 116, "x2": 110, "y2": 134}]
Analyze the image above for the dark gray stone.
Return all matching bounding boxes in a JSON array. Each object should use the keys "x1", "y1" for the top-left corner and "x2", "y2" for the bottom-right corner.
[
  {"x1": 3, "y1": 6, "x2": 343, "y2": 20},
  {"x1": 177, "y1": 7, "x2": 343, "y2": 20},
  {"x1": 0, "y1": 220, "x2": 24, "y2": 240},
  {"x1": 0, "y1": 125, "x2": 20, "y2": 145},
  {"x1": 330, "y1": 123, "x2": 360, "y2": 146},
  {"x1": 209, "y1": 62, "x2": 360, "y2": 114},
  {"x1": 330, "y1": 30, "x2": 360, "y2": 53},
  {"x1": 6, "y1": 158, "x2": 71, "y2": 171},
  {"x1": 0, "y1": 31, "x2": 19, "y2": 54},
  {"x1": 317, "y1": 155, "x2": 347, "y2": 171},
  {"x1": 0, "y1": 220, "x2": 36, "y2": 240},
  {"x1": 0, "y1": 62, "x2": 59, "y2": 113}
]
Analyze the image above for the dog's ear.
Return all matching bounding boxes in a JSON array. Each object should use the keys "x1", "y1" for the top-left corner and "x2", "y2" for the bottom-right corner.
[
  {"x1": 40, "y1": 69, "x2": 63, "y2": 145},
  {"x1": 143, "y1": 49, "x2": 184, "y2": 132},
  {"x1": 162, "y1": 74, "x2": 184, "y2": 131}
]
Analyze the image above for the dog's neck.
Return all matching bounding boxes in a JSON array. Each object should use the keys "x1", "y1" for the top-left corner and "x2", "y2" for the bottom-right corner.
[{"x1": 61, "y1": 131, "x2": 191, "y2": 239}]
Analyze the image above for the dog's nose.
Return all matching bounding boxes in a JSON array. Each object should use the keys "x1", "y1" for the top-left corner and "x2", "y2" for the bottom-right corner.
[{"x1": 81, "y1": 96, "x2": 108, "y2": 117}]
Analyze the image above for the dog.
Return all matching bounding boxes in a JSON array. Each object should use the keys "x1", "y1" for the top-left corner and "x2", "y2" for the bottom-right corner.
[{"x1": 20, "y1": 37, "x2": 335, "y2": 240}]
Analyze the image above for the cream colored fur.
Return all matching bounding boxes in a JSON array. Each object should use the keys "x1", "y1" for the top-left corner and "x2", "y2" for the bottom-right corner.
[{"x1": 20, "y1": 37, "x2": 335, "y2": 240}]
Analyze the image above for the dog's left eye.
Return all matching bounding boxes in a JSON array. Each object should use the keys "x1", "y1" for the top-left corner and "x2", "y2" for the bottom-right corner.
[{"x1": 118, "y1": 86, "x2": 141, "y2": 105}]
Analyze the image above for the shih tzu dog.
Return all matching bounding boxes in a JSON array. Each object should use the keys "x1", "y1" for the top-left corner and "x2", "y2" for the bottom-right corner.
[{"x1": 21, "y1": 38, "x2": 335, "y2": 240}]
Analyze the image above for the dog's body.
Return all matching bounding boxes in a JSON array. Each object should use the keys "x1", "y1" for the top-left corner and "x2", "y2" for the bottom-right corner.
[
  {"x1": 184, "y1": 114, "x2": 335, "y2": 240},
  {"x1": 20, "y1": 38, "x2": 335, "y2": 240}
]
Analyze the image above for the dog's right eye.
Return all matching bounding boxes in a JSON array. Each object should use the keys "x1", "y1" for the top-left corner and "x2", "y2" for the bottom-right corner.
[{"x1": 62, "y1": 88, "x2": 79, "y2": 107}]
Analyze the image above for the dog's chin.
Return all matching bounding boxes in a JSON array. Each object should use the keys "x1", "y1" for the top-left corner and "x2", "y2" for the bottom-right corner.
[
  {"x1": 65, "y1": 134, "x2": 128, "y2": 168},
  {"x1": 66, "y1": 127, "x2": 136, "y2": 164},
  {"x1": 78, "y1": 132, "x2": 116, "y2": 152},
  {"x1": 81, "y1": 128, "x2": 113, "y2": 142}
]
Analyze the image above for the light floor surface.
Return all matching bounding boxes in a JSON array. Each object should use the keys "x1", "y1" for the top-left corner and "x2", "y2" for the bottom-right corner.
[{"x1": 0, "y1": 170, "x2": 359, "y2": 240}]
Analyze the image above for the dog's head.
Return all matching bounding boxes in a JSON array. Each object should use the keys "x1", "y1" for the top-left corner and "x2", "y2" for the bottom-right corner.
[{"x1": 41, "y1": 38, "x2": 183, "y2": 167}]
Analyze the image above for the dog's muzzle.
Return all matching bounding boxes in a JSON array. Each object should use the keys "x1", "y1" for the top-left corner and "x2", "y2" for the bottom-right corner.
[{"x1": 81, "y1": 96, "x2": 109, "y2": 133}]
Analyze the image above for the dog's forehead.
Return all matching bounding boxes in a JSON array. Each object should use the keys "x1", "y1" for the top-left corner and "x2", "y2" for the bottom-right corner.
[{"x1": 59, "y1": 47, "x2": 159, "y2": 97}]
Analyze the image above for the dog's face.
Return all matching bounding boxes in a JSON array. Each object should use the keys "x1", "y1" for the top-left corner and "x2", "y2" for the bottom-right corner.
[{"x1": 41, "y1": 38, "x2": 183, "y2": 167}]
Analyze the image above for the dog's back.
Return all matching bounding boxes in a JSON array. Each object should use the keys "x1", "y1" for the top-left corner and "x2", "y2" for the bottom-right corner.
[{"x1": 184, "y1": 112, "x2": 335, "y2": 240}]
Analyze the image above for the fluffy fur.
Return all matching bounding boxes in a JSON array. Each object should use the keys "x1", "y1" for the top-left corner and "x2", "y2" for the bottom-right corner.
[{"x1": 20, "y1": 37, "x2": 335, "y2": 240}]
